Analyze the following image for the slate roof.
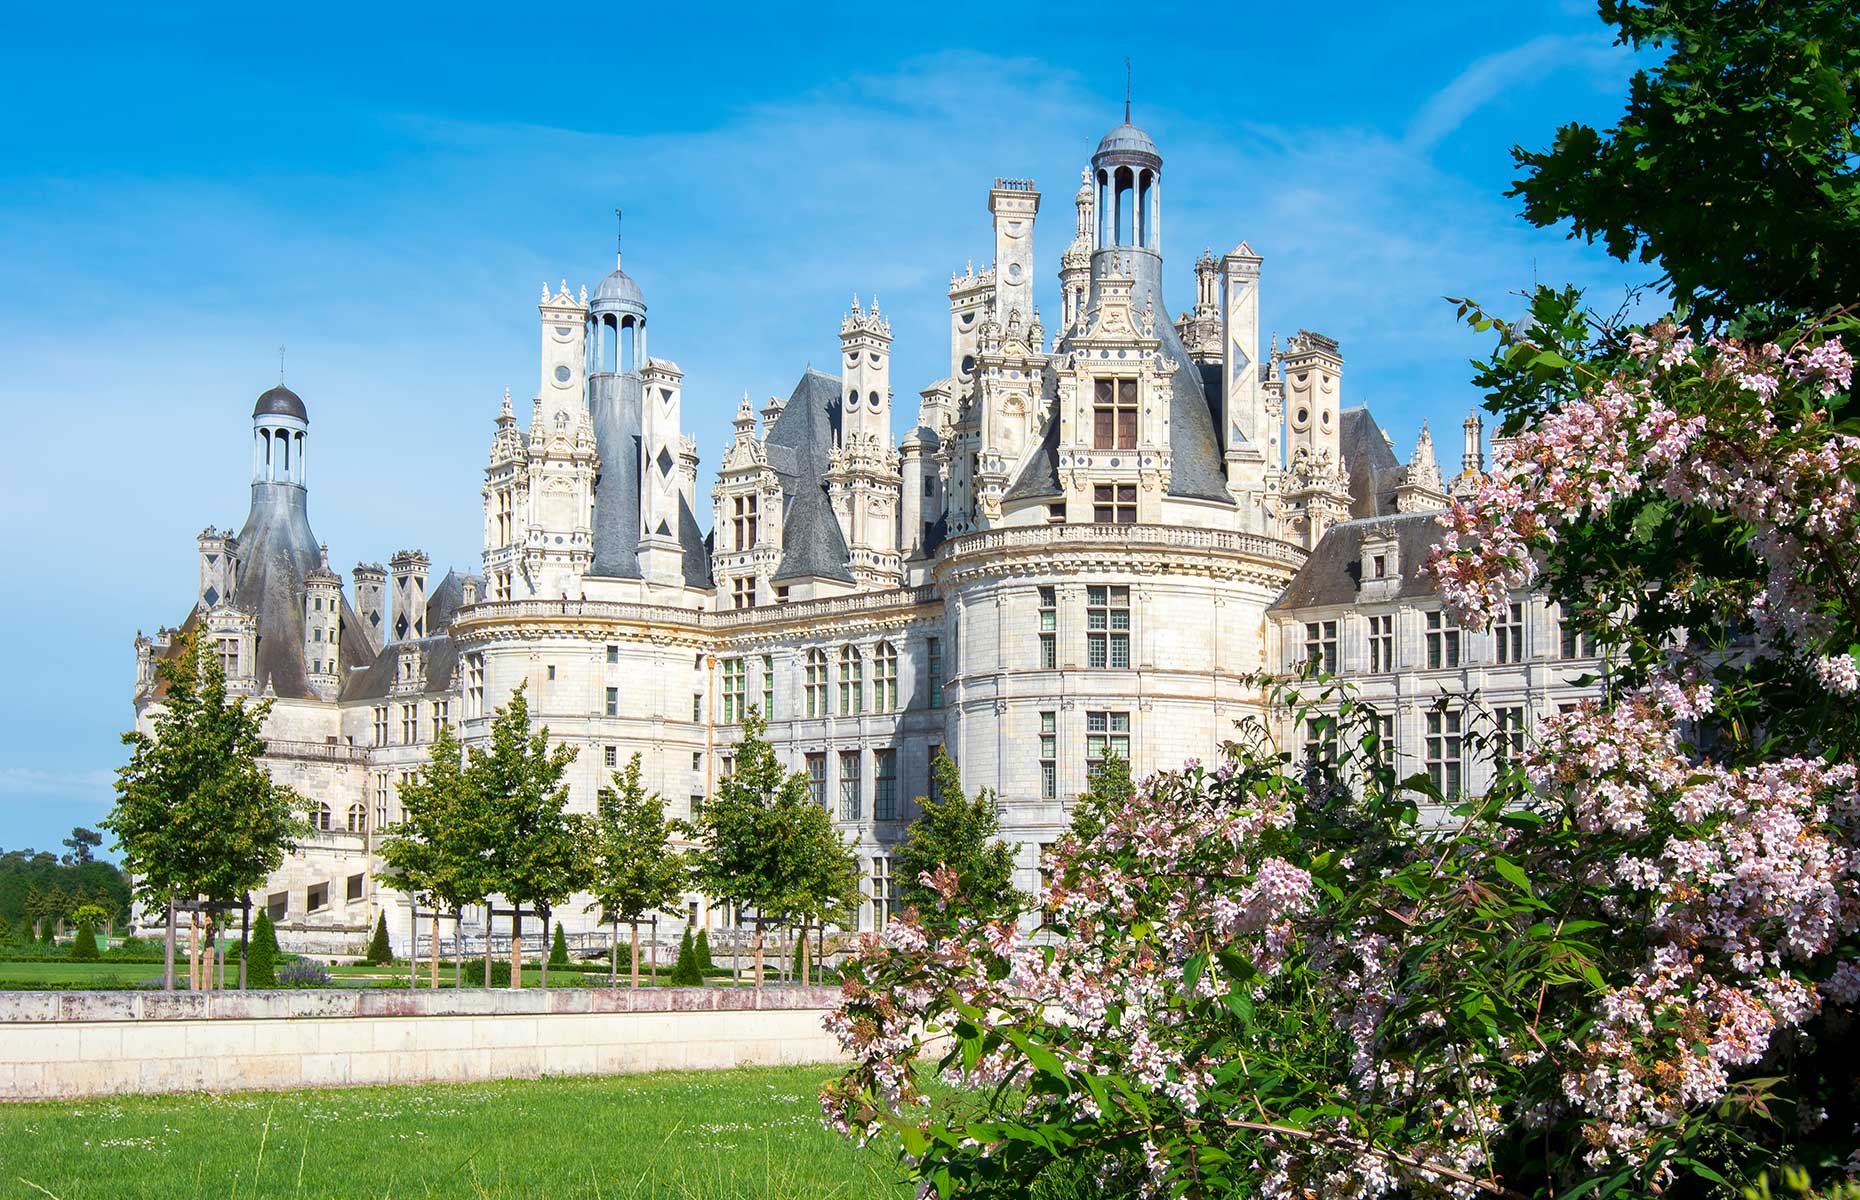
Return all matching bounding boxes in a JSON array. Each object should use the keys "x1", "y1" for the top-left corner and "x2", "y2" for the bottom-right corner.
[
  {"x1": 252, "y1": 385, "x2": 306, "y2": 421},
  {"x1": 1268, "y1": 511, "x2": 1445, "y2": 612},
  {"x1": 338, "y1": 634, "x2": 459, "y2": 703},
  {"x1": 227, "y1": 481, "x2": 338, "y2": 700},
  {"x1": 764, "y1": 369, "x2": 856, "y2": 584},
  {"x1": 587, "y1": 372, "x2": 713, "y2": 588},
  {"x1": 1339, "y1": 407, "x2": 1404, "y2": 519}
]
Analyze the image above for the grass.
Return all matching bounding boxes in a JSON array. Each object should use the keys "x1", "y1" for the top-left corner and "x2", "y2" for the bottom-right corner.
[
  {"x1": 0, "y1": 959, "x2": 800, "y2": 992},
  {"x1": 0, "y1": 1067, "x2": 912, "y2": 1199},
  {"x1": 0, "y1": 962, "x2": 158, "y2": 989}
]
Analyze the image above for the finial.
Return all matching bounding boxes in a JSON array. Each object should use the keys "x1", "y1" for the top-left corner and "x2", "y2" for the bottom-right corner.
[
  {"x1": 614, "y1": 206, "x2": 623, "y2": 268},
  {"x1": 278, "y1": 345, "x2": 286, "y2": 385},
  {"x1": 1124, "y1": 57, "x2": 1131, "y2": 123},
  {"x1": 501, "y1": 386, "x2": 512, "y2": 416},
  {"x1": 870, "y1": 294, "x2": 879, "y2": 316}
]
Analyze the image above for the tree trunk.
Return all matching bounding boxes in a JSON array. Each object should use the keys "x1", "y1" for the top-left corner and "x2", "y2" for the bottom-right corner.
[
  {"x1": 538, "y1": 908, "x2": 551, "y2": 990},
  {"x1": 482, "y1": 902, "x2": 494, "y2": 990},
  {"x1": 509, "y1": 909, "x2": 522, "y2": 990},
  {"x1": 752, "y1": 920, "x2": 765, "y2": 992},
  {"x1": 629, "y1": 920, "x2": 639, "y2": 989},
  {"x1": 429, "y1": 909, "x2": 440, "y2": 990},
  {"x1": 163, "y1": 897, "x2": 176, "y2": 992},
  {"x1": 407, "y1": 905, "x2": 417, "y2": 990},
  {"x1": 454, "y1": 914, "x2": 462, "y2": 991},
  {"x1": 239, "y1": 900, "x2": 249, "y2": 991},
  {"x1": 801, "y1": 923, "x2": 811, "y2": 986},
  {"x1": 188, "y1": 910, "x2": 200, "y2": 991},
  {"x1": 610, "y1": 918, "x2": 618, "y2": 986}
]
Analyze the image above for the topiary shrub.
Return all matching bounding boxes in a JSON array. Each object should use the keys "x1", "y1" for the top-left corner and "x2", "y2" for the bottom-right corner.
[
  {"x1": 670, "y1": 928, "x2": 702, "y2": 986},
  {"x1": 247, "y1": 911, "x2": 277, "y2": 987},
  {"x1": 549, "y1": 922, "x2": 569, "y2": 968},
  {"x1": 694, "y1": 928, "x2": 714, "y2": 970},
  {"x1": 363, "y1": 912, "x2": 393, "y2": 965},
  {"x1": 40, "y1": 918, "x2": 57, "y2": 945},
  {"x1": 69, "y1": 920, "x2": 99, "y2": 961}
]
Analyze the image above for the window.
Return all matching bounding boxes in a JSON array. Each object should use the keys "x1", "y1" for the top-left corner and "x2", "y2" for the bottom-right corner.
[
  {"x1": 839, "y1": 751, "x2": 862, "y2": 821},
  {"x1": 605, "y1": 687, "x2": 618, "y2": 717},
  {"x1": 720, "y1": 754, "x2": 734, "y2": 780},
  {"x1": 1494, "y1": 602, "x2": 1525, "y2": 664},
  {"x1": 1496, "y1": 706, "x2": 1527, "y2": 768},
  {"x1": 874, "y1": 750, "x2": 897, "y2": 820},
  {"x1": 346, "y1": 873, "x2": 364, "y2": 902},
  {"x1": 774, "y1": 585, "x2": 790, "y2": 605},
  {"x1": 267, "y1": 891, "x2": 288, "y2": 921},
  {"x1": 1087, "y1": 586, "x2": 1131, "y2": 669},
  {"x1": 1368, "y1": 614, "x2": 1394, "y2": 673},
  {"x1": 1302, "y1": 714, "x2": 1336, "y2": 765},
  {"x1": 1038, "y1": 587, "x2": 1057, "y2": 669},
  {"x1": 429, "y1": 700, "x2": 448, "y2": 740},
  {"x1": 401, "y1": 703, "x2": 418, "y2": 745},
  {"x1": 1368, "y1": 708, "x2": 1396, "y2": 770},
  {"x1": 547, "y1": 664, "x2": 556, "y2": 680},
  {"x1": 346, "y1": 802, "x2": 366, "y2": 833},
  {"x1": 692, "y1": 692, "x2": 703, "y2": 722},
  {"x1": 1040, "y1": 711, "x2": 1057, "y2": 798},
  {"x1": 732, "y1": 494, "x2": 759, "y2": 551},
  {"x1": 762, "y1": 655, "x2": 775, "y2": 719},
  {"x1": 466, "y1": 654, "x2": 485, "y2": 719},
  {"x1": 871, "y1": 857, "x2": 894, "y2": 928},
  {"x1": 1086, "y1": 711, "x2": 1131, "y2": 763},
  {"x1": 313, "y1": 626, "x2": 323, "y2": 643},
  {"x1": 217, "y1": 638, "x2": 239, "y2": 677},
  {"x1": 1047, "y1": 502, "x2": 1066, "y2": 524},
  {"x1": 721, "y1": 658, "x2": 746, "y2": 723},
  {"x1": 1371, "y1": 553, "x2": 1388, "y2": 579},
  {"x1": 873, "y1": 642, "x2": 898, "y2": 712},
  {"x1": 689, "y1": 794, "x2": 704, "y2": 821},
  {"x1": 604, "y1": 744, "x2": 618, "y2": 768},
  {"x1": 806, "y1": 753, "x2": 827, "y2": 808},
  {"x1": 313, "y1": 802, "x2": 332, "y2": 832},
  {"x1": 1304, "y1": 621, "x2": 1338, "y2": 673},
  {"x1": 733, "y1": 575, "x2": 755, "y2": 610},
  {"x1": 927, "y1": 638, "x2": 943, "y2": 708},
  {"x1": 606, "y1": 645, "x2": 619, "y2": 664},
  {"x1": 372, "y1": 706, "x2": 388, "y2": 748},
  {"x1": 1426, "y1": 610, "x2": 1461, "y2": 669},
  {"x1": 1560, "y1": 609, "x2": 1597, "y2": 659},
  {"x1": 307, "y1": 882, "x2": 328, "y2": 912},
  {"x1": 1092, "y1": 483, "x2": 1136, "y2": 524},
  {"x1": 1426, "y1": 710, "x2": 1465, "y2": 799},
  {"x1": 1092, "y1": 377, "x2": 1138, "y2": 449},
  {"x1": 928, "y1": 744, "x2": 945, "y2": 802},
  {"x1": 691, "y1": 751, "x2": 702, "y2": 771},
  {"x1": 373, "y1": 773, "x2": 389, "y2": 831},
  {"x1": 838, "y1": 646, "x2": 864, "y2": 715},
  {"x1": 805, "y1": 649, "x2": 829, "y2": 717}
]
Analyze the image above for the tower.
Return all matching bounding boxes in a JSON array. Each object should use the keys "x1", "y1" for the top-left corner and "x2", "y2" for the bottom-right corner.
[
  {"x1": 1279, "y1": 330, "x2": 1352, "y2": 548},
  {"x1": 352, "y1": 561, "x2": 386, "y2": 653},
  {"x1": 481, "y1": 390, "x2": 526, "y2": 603},
  {"x1": 1220, "y1": 242, "x2": 1268, "y2": 522},
  {"x1": 197, "y1": 526, "x2": 237, "y2": 611},
  {"x1": 637, "y1": 356, "x2": 688, "y2": 587},
  {"x1": 989, "y1": 179, "x2": 1039, "y2": 325},
  {"x1": 1177, "y1": 248, "x2": 1221, "y2": 360},
  {"x1": 1059, "y1": 171, "x2": 1094, "y2": 331},
  {"x1": 522, "y1": 282, "x2": 598, "y2": 596},
  {"x1": 839, "y1": 295, "x2": 892, "y2": 446},
  {"x1": 303, "y1": 546, "x2": 342, "y2": 695},
  {"x1": 389, "y1": 549, "x2": 429, "y2": 642},
  {"x1": 1451, "y1": 413, "x2": 1486, "y2": 497}
]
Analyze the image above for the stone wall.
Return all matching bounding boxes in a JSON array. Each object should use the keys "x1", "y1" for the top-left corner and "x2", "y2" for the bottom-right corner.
[{"x1": 0, "y1": 987, "x2": 844, "y2": 1101}]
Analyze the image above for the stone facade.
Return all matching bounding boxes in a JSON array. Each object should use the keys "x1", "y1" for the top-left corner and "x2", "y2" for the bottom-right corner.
[{"x1": 131, "y1": 120, "x2": 1602, "y2": 954}]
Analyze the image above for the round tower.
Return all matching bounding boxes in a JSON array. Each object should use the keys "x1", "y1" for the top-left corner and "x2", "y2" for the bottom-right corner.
[
  {"x1": 1091, "y1": 120, "x2": 1161, "y2": 258},
  {"x1": 589, "y1": 213, "x2": 647, "y2": 376},
  {"x1": 252, "y1": 384, "x2": 308, "y2": 486}
]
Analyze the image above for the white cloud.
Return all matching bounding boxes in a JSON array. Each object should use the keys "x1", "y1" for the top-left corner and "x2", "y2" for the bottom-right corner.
[{"x1": 1405, "y1": 32, "x2": 1630, "y2": 152}]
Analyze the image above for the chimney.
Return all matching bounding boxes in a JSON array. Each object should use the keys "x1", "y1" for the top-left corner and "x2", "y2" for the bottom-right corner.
[
  {"x1": 352, "y1": 563, "x2": 387, "y2": 654},
  {"x1": 1462, "y1": 413, "x2": 1485, "y2": 478},
  {"x1": 388, "y1": 550, "x2": 430, "y2": 642}
]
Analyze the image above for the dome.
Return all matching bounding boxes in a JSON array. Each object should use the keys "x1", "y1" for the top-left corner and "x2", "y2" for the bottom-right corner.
[
  {"x1": 253, "y1": 384, "x2": 307, "y2": 421},
  {"x1": 1093, "y1": 122, "x2": 1160, "y2": 163},
  {"x1": 591, "y1": 263, "x2": 645, "y2": 312}
]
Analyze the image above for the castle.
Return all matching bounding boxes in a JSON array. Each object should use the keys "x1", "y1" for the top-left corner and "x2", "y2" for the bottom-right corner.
[{"x1": 133, "y1": 119, "x2": 1603, "y2": 952}]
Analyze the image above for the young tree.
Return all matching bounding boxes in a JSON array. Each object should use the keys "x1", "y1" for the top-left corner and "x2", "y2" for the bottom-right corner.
[
  {"x1": 893, "y1": 750, "x2": 1021, "y2": 928},
  {"x1": 669, "y1": 926, "x2": 702, "y2": 986},
  {"x1": 376, "y1": 722, "x2": 485, "y2": 987},
  {"x1": 763, "y1": 788, "x2": 861, "y2": 985},
  {"x1": 69, "y1": 903, "x2": 104, "y2": 960},
  {"x1": 472, "y1": 684, "x2": 587, "y2": 989},
  {"x1": 686, "y1": 711, "x2": 857, "y2": 988},
  {"x1": 585, "y1": 753, "x2": 687, "y2": 988},
  {"x1": 363, "y1": 911, "x2": 392, "y2": 966},
  {"x1": 107, "y1": 632, "x2": 304, "y2": 990},
  {"x1": 1511, "y1": 0, "x2": 1860, "y2": 332},
  {"x1": 694, "y1": 927, "x2": 714, "y2": 971},
  {"x1": 247, "y1": 910, "x2": 278, "y2": 987}
]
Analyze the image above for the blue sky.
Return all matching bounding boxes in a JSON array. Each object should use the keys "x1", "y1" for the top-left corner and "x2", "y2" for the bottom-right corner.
[{"x1": 0, "y1": 2, "x2": 1652, "y2": 857}]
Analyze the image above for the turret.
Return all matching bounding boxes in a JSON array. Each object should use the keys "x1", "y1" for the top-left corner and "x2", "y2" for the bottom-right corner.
[
  {"x1": 303, "y1": 547, "x2": 342, "y2": 694},
  {"x1": 638, "y1": 356, "x2": 688, "y2": 587},
  {"x1": 1059, "y1": 171, "x2": 1094, "y2": 330},
  {"x1": 989, "y1": 179, "x2": 1039, "y2": 325},
  {"x1": 388, "y1": 549, "x2": 429, "y2": 642},
  {"x1": 1451, "y1": 413, "x2": 1486, "y2": 497},
  {"x1": 839, "y1": 295, "x2": 893, "y2": 446},
  {"x1": 1394, "y1": 423, "x2": 1449, "y2": 513},
  {"x1": 1279, "y1": 331, "x2": 1352, "y2": 548},
  {"x1": 252, "y1": 384, "x2": 308, "y2": 487},
  {"x1": 353, "y1": 562, "x2": 386, "y2": 653}
]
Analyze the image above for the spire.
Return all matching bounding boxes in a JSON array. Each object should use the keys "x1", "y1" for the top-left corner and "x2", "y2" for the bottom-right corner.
[
  {"x1": 1124, "y1": 56, "x2": 1131, "y2": 123},
  {"x1": 1394, "y1": 421, "x2": 1448, "y2": 512},
  {"x1": 613, "y1": 206, "x2": 623, "y2": 269}
]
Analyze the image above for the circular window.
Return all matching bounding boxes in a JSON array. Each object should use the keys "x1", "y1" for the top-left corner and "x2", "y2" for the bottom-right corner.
[
  {"x1": 1294, "y1": 407, "x2": 1309, "y2": 427},
  {"x1": 1321, "y1": 409, "x2": 1332, "y2": 427},
  {"x1": 1006, "y1": 262, "x2": 1024, "y2": 283},
  {"x1": 554, "y1": 365, "x2": 571, "y2": 383},
  {"x1": 869, "y1": 391, "x2": 882, "y2": 409},
  {"x1": 847, "y1": 391, "x2": 859, "y2": 409},
  {"x1": 960, "y1": 355, "x2": 975, "y2": 377}
]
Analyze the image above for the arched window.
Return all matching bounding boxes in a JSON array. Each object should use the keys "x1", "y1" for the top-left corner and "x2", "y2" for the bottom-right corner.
[
  {"x1": 314, "y1": 802, "x2": 332, "y2": 832},
  {"x1": 347, "y1": 802, "x2": 367, "y2": 833},
  {"x1": 804, "y1": 649, "x2": 829, "y2": 718},
  {"x1": 838, "y1": 646, "x2": 864, "y2": 716},
  {"x1": 873, "y1": 641, "x2": 898, "y2": 712},
  {"x1": 1114, "y1": 166, "x2": 1134, "y2": 245}
]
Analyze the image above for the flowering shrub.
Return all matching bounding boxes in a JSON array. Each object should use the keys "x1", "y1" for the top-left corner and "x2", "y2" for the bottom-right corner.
[{"x1": 822, "y1": 305, "x2": 1860, "y2": 1199}]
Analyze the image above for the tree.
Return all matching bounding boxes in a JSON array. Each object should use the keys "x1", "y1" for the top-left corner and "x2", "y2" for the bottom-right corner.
[
  {"x1": 472, "y1": 684, "x2": 587, "y2": 990},
  {"x1": 1512, "y1": 0, "x2": 1860, "y2": 332},
  {"x1": 669, "y1": 927, "x2": 702, "y2": 986},
  {"x1": 1064, "y1": 751, "x2": 1133, "y2": 849},
  {"x1": 376, "y1": 722, "x2": 485, "y2": 988},
  {"x1": 893, "y1": 750, "x2": 1020, "y2": 928},
  {"x1": 694, "y1": 927, "x2": 714, "y2": 971},
  {"x1": 61, "y1": 827, "x2": 101, "y2": 865},
  {"x1": 363, "y1": 912, "x2": 392, "y2": 966},
  {"x1": 248, "y1": 910, "x2": 278, "y2": 987},
  {"x1": 686, "y1": 711, "x2": 858, "y2": 988},
  {"x1": 69, "y1": 904, "x2": 104, "y2": 960},
  {"x1": 38, "y1": 917, "x2": 55, "y2": 945},
  {"x1": 549, "y1": 922, "x2": 568, "y2": 969},
  {"x1": 584, "y1": 753, "x2": 687, "y2": 988},
  {"x1": 106, "y1": 632, "x2": 304, "y2": 990}
]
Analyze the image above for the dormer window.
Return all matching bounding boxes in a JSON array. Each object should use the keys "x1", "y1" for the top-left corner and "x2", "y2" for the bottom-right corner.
[
  {"x1": 1093, "y1": 379, "x2": 1137, "y2": 450},
  {"x1": 1372, "y1": 554, "x2": 1387, "y2": 579},
  {"x1": 732, "y1": 495, "x2": 759, "y2": 551}
]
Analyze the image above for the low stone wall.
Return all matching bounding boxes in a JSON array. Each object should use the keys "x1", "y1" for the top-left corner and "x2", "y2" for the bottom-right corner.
[{"x1": 0, "y1": 987, "x2": 845, "y2": 1101}]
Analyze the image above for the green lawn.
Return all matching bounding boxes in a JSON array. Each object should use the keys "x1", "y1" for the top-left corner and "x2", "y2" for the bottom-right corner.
[
  {"x1": 0, "y1": 1067, "x2": 911, "y2": 1199},
  {"x1": 0, "y1": 961, "x2": 159, "y2": 989}
]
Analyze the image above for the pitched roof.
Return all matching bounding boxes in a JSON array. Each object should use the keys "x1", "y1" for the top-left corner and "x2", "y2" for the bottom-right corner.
[
  {"x1": 1339, "y1": 407, "x2": 1404, "y2": 519},
  {"x1": 765, "y1": 369, "x2": 855, "y2": 584},
  {"x1": 1268, "y1": 511, "x2": 1444, "y2": 611},
  {"x1": 338, "y1": 634, "x2": 459, "y2": 703},
  {"x1": 228, "y1": 481, "x2": 328, "y2": 700},
  {"x1": 588, "y1": 373, "x2": 711, "y2": 586}
]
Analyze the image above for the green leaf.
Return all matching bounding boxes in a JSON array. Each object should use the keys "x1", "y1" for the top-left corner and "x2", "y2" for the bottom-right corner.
[{"x1": 1492, "y1": 856, "x2": 1532, "y2": 893}]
